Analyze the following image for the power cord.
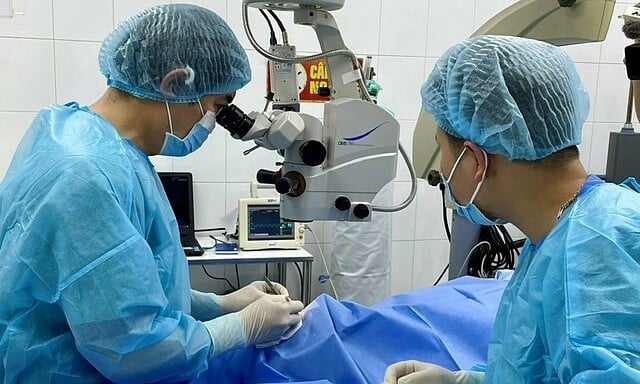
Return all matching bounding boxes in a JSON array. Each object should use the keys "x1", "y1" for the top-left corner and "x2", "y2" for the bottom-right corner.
[
  {"x1": 208, "y1": 235, "x2": 242, "y2": 289},
  {"x1": 201, "y1": 265, "x2": 237, "y2": 291},
  {"x1": 258, "y1": 9, "x2": 277, "y2": 45},
  {"x1": 294, "y1": 262, "x2": 303, "y2": 295},
  {"x1": 194, "y1": 227, "x2": 225, "y2": 232},
  {"x1": 304, "y1": 225, "x2": 339, "y2": 300},
  {"x1": 468, "y1": 226, "x2": 523, "y2": 278},
  {"x1": 428, "y1": 170, "x2": 450, "y2": 285}
]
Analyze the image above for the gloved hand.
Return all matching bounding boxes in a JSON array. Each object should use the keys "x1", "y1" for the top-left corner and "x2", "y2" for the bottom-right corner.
[
  {"x1": 203, "y1": 294, "x2": 303, "y2": 357},
  {"x1": 383, "y1": 361, "x2": 484, "y2": 384},
  {"x1": 218, "y1": 280, "x2": 289, "y2": 315},
  {"x1": 238, "y1": 294, "x2": 304, "y2": 346}
]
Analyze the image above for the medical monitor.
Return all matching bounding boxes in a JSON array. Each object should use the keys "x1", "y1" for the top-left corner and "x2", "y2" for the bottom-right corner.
[{"x1": 238, "y1": 197, "x2": 305, "y2": 250}]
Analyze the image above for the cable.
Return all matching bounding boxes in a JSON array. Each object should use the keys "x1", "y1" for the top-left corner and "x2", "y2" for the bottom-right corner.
[
  {"x1": 440, "y1": 185, "x2": 451, "y2": 242},
  {"x1": 466, "y1": 225, "x2": 524, "y2": 278},
  {"x1": 235, "y1": 264, "x2": 241, "y2": 290},
  {"x1": 201, "y1": 265, "x2": 237, "y2": 291},
  {"x1": 433, "y1": 264, "x2": 449, "y2": 286},
  {"x1": 457, "y1": 241, "x2": 490, "y2": 278},
  {"x1": 372, "y1": 143, "x2": 417, "y2": 213},
  {"x1": 427, "y1": 172, "x2": 450, "y2": 285},
  {"x1": 194, "y1": 227, "x2": 225, "y2": 232},
  {"x1": 267, "y1": 9, "x2": 289, "y2": 45},
  {"x1": 294, "y1": 262, "x2": 303, "y2": 294},
  {"x1": 267, "y1": 9, "x2": 286, "y2": 32},
  {"x1": 258, "y1": 9, "x2": 277, "y2": 45},
  {"x1": 209, "y1": 235, "x2": 234, "y2": 245},
  {"x1": 304, "y1": 225, "x2": 339, "y2": 300}
]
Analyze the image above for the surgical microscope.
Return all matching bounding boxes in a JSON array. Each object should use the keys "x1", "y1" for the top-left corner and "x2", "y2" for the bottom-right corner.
[{"x1": 215, "y1": 0, "x2": 416, "y2": 223}]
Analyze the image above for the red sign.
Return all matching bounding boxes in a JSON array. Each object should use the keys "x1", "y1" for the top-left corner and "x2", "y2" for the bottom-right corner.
[
  {"x1": 266, "y1": 58, "x2": 331, "y2": 103},
  {"x1": 297, "y1": 59, "x2": 330, "y2": 102}
]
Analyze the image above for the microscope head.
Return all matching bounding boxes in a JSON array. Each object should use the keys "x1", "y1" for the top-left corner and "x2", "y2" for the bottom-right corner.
[{"x1": 243, "y1": 0, "x2": 344, "y2": 11}]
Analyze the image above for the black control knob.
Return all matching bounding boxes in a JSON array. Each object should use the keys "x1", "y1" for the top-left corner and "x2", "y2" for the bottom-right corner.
[
  {"x1": 427, "y1": 169, "x2": 442, "y2": 187},
  {"x1": 275, "y1": 177, "x2": 298, "y2": 195},
  {"x1": 353, "y1": 204, "x2": 370, "y2": 219},
  {"x1": 318, "y1": 87, "x2": 331, "y2": 97},
  {"x1": 298, "y1": 140, "x2": 327, "y2": 166},
  {"x1": 334, "y1": 196, "x2": 351, "y2": 211},
  {"x1": 256, "y1": 169, "x2": 280, "y2": 184}
]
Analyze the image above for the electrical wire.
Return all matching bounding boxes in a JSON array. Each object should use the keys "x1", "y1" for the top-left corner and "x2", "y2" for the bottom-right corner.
[
  {"x1": 294, "y1": 262, "x2": 303, "y2": 294},
  {"x1": 267, "y1": 9, "x2": 286, "y2": 32},
  {"x1": 457, "y1": 241, "x2": 490, "y2": 278},
  {"x1": 209, "y1": 235, "x2": 234, "y2": 245},
  {"x1": 207, "y1": 235, "x2": 241, "y2": 287},
  {"x1": 304, "y1": 225, "x2": 339, "y2": 300},
  {"x1": 194, "y1": 227, "x2": 225, "y2": 232},
  {"x1": 467, "y1": 225, "x2": 523, "y2": 278},
  {"x1": 201, "y1": 265, "x2": 237, "y2": 291},
  {"x1": 258, "y1": 9, "x2": 277, "y2": 45},
  {"x1": 440, "y1": 185, "x2": 451, "y2": 242},
  {"x1": 432, "y1": 180, "x2": 452, "y2": 286},
  {"x1": 433, "y1": 265, "x2": 449, "y2": 286}
]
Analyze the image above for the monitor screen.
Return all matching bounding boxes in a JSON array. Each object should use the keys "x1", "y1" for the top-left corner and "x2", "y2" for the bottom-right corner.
[
  {"x1": 247, "y1": 205, "x2": 295, "y2": 240},
  {"x1": 159, "y1": 174, "x2": 192, "y2": 232}
]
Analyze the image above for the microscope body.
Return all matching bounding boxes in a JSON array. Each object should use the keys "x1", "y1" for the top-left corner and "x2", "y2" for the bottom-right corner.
[
  {"x1": 279, "y1": 99, "x2": 398, "y2": 221},
  {"x1": 218, "y1": 0, "x2": 401, "y2": 222}
]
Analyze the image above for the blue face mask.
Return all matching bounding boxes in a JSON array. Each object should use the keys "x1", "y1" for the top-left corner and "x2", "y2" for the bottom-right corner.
[
  {"x1": 159, "y1": 100, "x2": 216, "y2": 157},
  {"x1": 442, "y1": 147, "x2": 508, "y2": 226}
]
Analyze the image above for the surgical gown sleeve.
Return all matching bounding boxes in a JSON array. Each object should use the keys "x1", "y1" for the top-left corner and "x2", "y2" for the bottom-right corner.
[
  {"x1": 45, "y1": 160, "x2": 213, "y2": 383},
  {"x1": 543, "y1": 208, "x2": 640, "y2": 383},
  {"x1": 191, "y1": 289, "x2": 223, "y2": 321}
]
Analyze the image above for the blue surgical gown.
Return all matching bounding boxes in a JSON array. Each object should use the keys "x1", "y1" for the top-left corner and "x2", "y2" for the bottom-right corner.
[
  {"x1": 483, "y1": 176, "x2": 640, "y2": 383},
  {"x1": 0, "y1": 103, "x2": 214, "y2": 383}
]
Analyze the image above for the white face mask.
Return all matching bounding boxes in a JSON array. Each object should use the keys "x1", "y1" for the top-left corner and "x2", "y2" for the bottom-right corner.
[
  {"x1": 158, "y1": 100, "x2": 216, "y2": 157},
  {"x1": 442, "y1": 147, "x2": 508, "y2": 226}
]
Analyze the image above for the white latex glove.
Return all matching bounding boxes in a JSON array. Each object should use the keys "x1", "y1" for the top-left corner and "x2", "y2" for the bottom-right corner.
[
  {"x1": 238, "y1": 294, "x2": 304, "y2": 346},
  {"x1": 219, "y1": 280, "x2": 290, "y2": 314},
  {"x1": 383, "y1": 361, "x2": 484, "y2": 384}
]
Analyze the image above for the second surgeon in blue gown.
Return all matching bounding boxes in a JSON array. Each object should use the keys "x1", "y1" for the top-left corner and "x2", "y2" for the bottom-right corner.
[
  {"x1": 385, "y1": 35, "x2": 640, "y2": 383},
  {"x1": 0, "y1": 4, "x2": 303, "y2": 383}
]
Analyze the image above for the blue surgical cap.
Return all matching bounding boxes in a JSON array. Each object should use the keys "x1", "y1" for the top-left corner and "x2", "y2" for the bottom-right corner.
[
  {"x1": 422, "y1": 35, "x2": 589, "y2": 160},
  {"x1": 99, "y1": 4, "x2": 251, "y2": 103}
]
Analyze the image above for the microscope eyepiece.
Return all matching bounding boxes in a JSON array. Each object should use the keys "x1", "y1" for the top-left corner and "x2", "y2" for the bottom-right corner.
[{"x1": 216, "y1": 104, "x2": 255, "y2": 139}]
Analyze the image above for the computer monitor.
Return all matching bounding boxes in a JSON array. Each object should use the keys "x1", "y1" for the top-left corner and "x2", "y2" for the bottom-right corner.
[
  {"x1": 238, "y1": 197, "x2": 305, "y2": 250},
  {"x1": 158, "y1": 172, "x2": 195, "y2": 235}
]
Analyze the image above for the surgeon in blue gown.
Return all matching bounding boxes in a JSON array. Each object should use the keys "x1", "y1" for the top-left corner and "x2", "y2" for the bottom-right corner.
[
  {"x1": 0, "y1": 4, "x2": 303, "y2": 383},
  {"x1": 385, "y1": 35, "x2": 640, "y2": 383}
]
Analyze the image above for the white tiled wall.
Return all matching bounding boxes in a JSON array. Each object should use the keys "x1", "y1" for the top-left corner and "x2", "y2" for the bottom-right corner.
[{"x1": 1, "y1": 0, "x2": 637, "y2": 302}]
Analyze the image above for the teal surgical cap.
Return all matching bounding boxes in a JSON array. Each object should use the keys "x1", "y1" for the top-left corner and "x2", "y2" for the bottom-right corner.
[
  {"x1": 422, "y1": 35, "x2": 589, "y2": 161},
  {"x1": 99, "y1": 4, "x2": 251, "y2": 103}
]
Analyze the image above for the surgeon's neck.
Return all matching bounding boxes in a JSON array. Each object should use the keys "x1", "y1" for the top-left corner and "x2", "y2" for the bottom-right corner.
[
  {"x1": 493, "y1": 158, "x2": 588, "y2": 244},
  {"x1": 89, "y1": 88, "x2": 166, "y2": 155}
]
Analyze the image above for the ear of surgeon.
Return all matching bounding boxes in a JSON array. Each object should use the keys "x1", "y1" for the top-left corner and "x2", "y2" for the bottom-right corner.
[
  {"x1": 436, "y1": 129, "x2": 505, "y2": 226},
  {"x1": 94, "y1": 1, "x2": 250, "y2": 156}
]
